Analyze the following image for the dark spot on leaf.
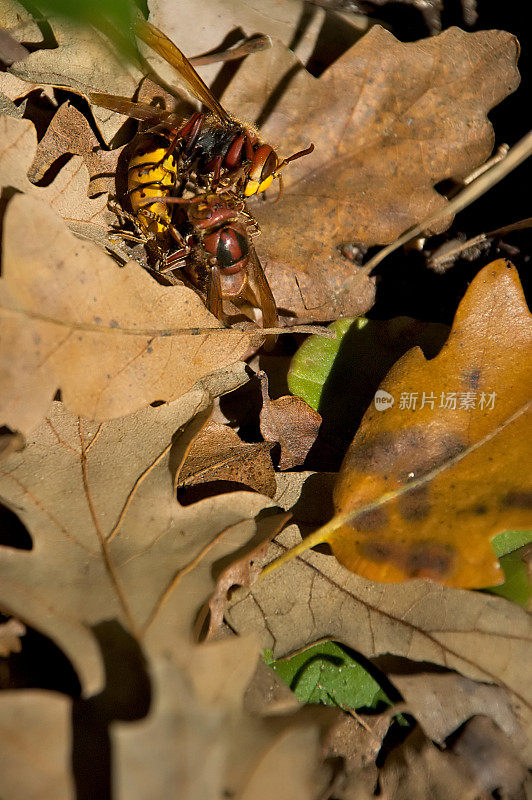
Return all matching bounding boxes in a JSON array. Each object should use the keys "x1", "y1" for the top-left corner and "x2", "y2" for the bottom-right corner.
[
  {"x1": 109, "y1": 319, "x2": 119, "y2": 328},
  {"x1": 501, "y1": 490, "x2": 532, "y2": 509},
  {"x1": 355, "y1": 507, "x2": 388, "y2": 532},
  {"x1": 398, "y1": 485, "x2": 431, "y2": 520},
  {"x1": 346, "y1": 429, "x2": 466, "y2": 484},
  {"x1": 360, "y1": 541, "x2": 394, "y2": 562},
  {"x1": 406, "y1": 542, "x2": 454, "y2": 577},
  {"x1": 146, "y1": 346, "x2": 153, "y2": 354},
  {"x1": 463, "y1": 367, "x2": 481, "y2": 389},
  {"x1": 472, "y1": 503, "x2": 487, "y2": 515},
  {"x1": 93, "y1": 316, "x2": 102, "y2": 324},
  {"x1": 32, "y1": 333, "x2": 41, "y2": 346}
]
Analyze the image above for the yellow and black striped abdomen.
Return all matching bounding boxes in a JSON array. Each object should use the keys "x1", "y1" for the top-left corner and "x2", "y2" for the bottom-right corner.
[{"x1": 128, "y1": 142, "x2": 178, "y2": 238}]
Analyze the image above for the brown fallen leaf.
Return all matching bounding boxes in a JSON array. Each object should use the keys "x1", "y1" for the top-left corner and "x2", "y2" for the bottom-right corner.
[
  {"x1": 225, "y1": 472, "x2": 532, "y2": 761},
  {"x1": 259, "y1": 371, "x2": 322, "y2": 469},
  {"x1": 177, "y1": 420, "x2": 276, "y2": 498},
  {"x1": 148, "y1": 0, "x2": 362, "y2": 86},
  {"x1": 28, "y1": 101, "x2": 122, "y2": 197},
  {"x1": 323, "y1": 709, "x2": 390, "y2": 773},
  {"x1": 0, "y1": 194, "x2": 252, "y2": 434},
  {"x1": 220, "y1": 27, "x2": 520, "y2": 321},
  {"x1": 0, "y1": 0, "x2": 44, "y2": 46},
  {"x1": 0, "y1": 396, "x2": 330, "y2": 798},
  {"x1": 0, "y1": 690, "x2": 73, "y2": 799},
  {"x1": 386, "y1": 669, "x2": 525, "y2": 754}
]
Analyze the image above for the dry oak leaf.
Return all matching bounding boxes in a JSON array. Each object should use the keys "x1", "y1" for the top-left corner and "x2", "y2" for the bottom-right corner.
[
  {"x1": 0, "y1": 194, "x2": 252, "y2": 434},
  {"x1": 0, "y1": 689, "x2": 73, "y2": 800},
  {"x1": 0, "y1": 395, "x2": 281, "y2": 694},
  {"x1": 330, "y1": 259, "x2": 532, "y2": 588},
  {"x1": 178, "y1": 420, "x2": 276, "y2": 498},
  {"x1": 0, "y1": 397, "x2": 325, "y2": 799},
  {"x1": 0, "y1": 115, "x2": 112, "y2": 249},
  {"x1": 225, "y1": 474, "x2": 532, "y2": 760},
  {"x1": 220, "y1": 27, "x2": 520, "y2": 321},
  {"x1": 8, "y1": 14, "x2": 142, "y2": 141}
]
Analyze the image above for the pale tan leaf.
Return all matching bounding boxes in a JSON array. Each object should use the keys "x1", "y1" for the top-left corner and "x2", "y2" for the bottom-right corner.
[
  {"x1": 0, "y1": 194, "x2": 252, "y2": 433},
  {"x1": 0, "y1": 690, "x2": 73, "y2": 800},
  {"x1": 28, "y1": 101, "x2": 122, "y2": 197},
  {"x1": 0, "y1": 398, "x2": 274, "y2": 693}
]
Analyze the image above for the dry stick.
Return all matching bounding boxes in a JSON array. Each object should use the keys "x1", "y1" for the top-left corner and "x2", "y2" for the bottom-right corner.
[
  {"x1": 190, "y1": 35, "x2": 272, "y2": 65},
  {"x1": 260, "y1": 400, "x2": 531, "y2": 579},
  {"x1": 363, "y1": 130, "x2": 532, "y2": 274},
  {"x1": 429, "y1": 216, "x2": 532, "y2": 269},
  {"x1": 4, "y1": 307, "x2": 335, "y2": 338}
]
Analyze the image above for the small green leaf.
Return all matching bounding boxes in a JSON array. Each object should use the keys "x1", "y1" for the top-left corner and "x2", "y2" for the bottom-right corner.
[
  {"x1": 491, "y1": 529, "x2": 532, "y2": 558},
  {"x1": 483, "y1": 531, "x2": 532, "y2": 606},
  {"x1": 287, "y1": 318, "x2": 361, "y2": 411},
  {"x1": 264, "y1": 641, "x2": 390, "y2": 710}
]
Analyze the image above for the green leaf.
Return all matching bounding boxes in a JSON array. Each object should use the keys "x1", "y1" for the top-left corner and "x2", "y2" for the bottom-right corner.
[
  {"x1": 491, "y1": 529, "x2": 532, "y2": 558},
  {"x1": 287, "y1": 318, "x2": 365, "y2": 411},
  {"x1": 483, "y1": 531, "x2": 532, "y2": 606},
  {"x1": 34, "y1": 0, "x2": 141, "y2": 61},
  {"x1": 264, "y1": 642, "x2": 390, "y2": 710}
]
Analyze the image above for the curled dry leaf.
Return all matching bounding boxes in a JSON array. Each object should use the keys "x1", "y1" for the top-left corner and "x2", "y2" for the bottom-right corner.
[
  {"x1": 386, "y1": 670, "x2": 525, "y2": 754},
  {"x1": 177, "y1": 420, "x2": 276, "y2": 498},
  {"x1": 0, "y1": 194, "x2": 252, "y2": 433},
  {"x1": 220, "y1": 27, "x2": 520, "y2": 321},
  {"x1": 378, "y1": 726, "x2": 482, "y2": 800},
  {"x1": 331, "y1": 260, "x2": 532, "y2": 588},
  {"x1": 28, "y1": 101, "x2": 122, "y2": 197},
  {"x1": 452, "y1": 715, "x2": 528, "y2": 798},
  {"x1": 0, "y1": 617, "x2": 25, "y2": 656},
  {"x1": 0, "y1": 0, "x2": 43, "y2": 45},
  {"x1": 259, "y1": 371, "x2": 322, "y2": 469},
  {"x1": 0, "y1": 115, "x2": 111, "y2": 249}
]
